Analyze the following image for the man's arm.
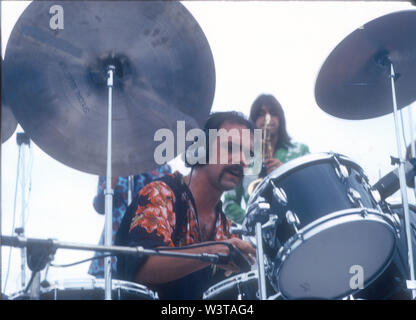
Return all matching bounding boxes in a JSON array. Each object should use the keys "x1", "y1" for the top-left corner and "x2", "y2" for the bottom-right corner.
[{"x1": 134, "y1": 238, "x2": 255, "y2": 285}]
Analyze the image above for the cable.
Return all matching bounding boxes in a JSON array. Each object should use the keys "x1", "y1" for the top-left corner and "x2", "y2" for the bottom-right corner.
[
  {"x1": 50, "y1": 254, "x2": 114, "y2": 268},
  {"x1": 2, "y1": 147, "x2": 22, "y2": 293},
  {"x1": 154, "y1": 241, "x2": 233, "y2": 251},
  {"x1": 23, "y1": 271, "x2": 36, "y2": 294},
  {"x1": 400, "y1": 108, "x2": 408, "y2": 156}
]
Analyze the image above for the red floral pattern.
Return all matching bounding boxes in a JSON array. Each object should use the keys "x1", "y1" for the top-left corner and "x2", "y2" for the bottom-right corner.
[{"x1": 128, "y1": 172, "x2": 236, "y2": 249}]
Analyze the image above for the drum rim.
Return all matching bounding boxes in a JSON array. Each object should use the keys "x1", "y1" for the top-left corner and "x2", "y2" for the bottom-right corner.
[
  {"x1": 10, "y1": 278, "x2": 158, "y2": 300},
  {"x1": 248, "y1": 152, "x2": 365, "y2": 205},
  {"x1": 274, "y1": 208, "x2": 397, "y2": 300},
  {"x1": 203, "y1": 270, "x2": 258, "y2": 299}
]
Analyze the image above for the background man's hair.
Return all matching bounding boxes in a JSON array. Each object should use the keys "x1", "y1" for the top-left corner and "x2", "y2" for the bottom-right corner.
[{"x1": 249, "y1": 94, "x2": 293, "y2": 150}]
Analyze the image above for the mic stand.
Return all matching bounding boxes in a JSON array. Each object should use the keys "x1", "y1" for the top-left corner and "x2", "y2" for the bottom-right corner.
[
  {"x1": 3, "y1": 235, "x2": 245, "y2": 299},
  {"x1": 244, "y1": 199, "x2": 270, "y2": 300},
  {"x1": 255, "y1": 222, "x2": 267, "y2": 300},
  {"x1": 389, "y1": 62, "x2": 416, "y2": 299},
  {"x1": 104, "y1": 65, "x2": 115, "y2": 300}
]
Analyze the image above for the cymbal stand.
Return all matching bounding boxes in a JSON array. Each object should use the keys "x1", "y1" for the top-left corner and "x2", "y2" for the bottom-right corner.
[
  {"x1": 15, "y1": 133, "x2": 31, "y2": 291},
  {"x1": 389, "y1": 62, "x2": 416, "y2": 299},
  {"x1": 104, "y1": 65, "x2": 115, "y2": 300}
]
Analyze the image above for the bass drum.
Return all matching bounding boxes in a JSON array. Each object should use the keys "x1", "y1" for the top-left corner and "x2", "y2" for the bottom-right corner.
[
  {"x1": 354, "y1": 201, "x2": 416, "y2": 300},
  {"x1": 10, "y1": 278, "x2": 158, "y2": 300},
  {"x1": 247, "y1": 153, "x2": 397, "y2": 300}
]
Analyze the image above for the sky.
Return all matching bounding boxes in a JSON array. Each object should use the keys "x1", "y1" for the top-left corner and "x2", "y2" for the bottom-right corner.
[{"x1": 2, "y1": 0, "x2": 416, "y2": 297}]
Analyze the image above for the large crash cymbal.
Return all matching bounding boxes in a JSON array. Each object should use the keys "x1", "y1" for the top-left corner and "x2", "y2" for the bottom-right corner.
[
  {"x1": 3, "y1": 1, "x2": 215, "y2": 176},
  {"x1": 315, "y1": 10, "x2": 416, "y2": 120},
  {"x1": 2, "y1": 92, "x2": 18, "y2": 144}
]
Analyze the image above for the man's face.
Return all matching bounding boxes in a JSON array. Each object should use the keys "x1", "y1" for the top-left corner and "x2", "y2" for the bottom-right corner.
[
  {"x1": 204, "y1": 121, "x2": 254, "y2": 192},
  {"x1": 255, "y1": 105, "x2": 279, "y2": 136}
]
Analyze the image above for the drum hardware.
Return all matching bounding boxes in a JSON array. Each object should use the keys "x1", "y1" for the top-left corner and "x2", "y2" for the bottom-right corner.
[
  {"x1": 255, "y1": 222, "x2": 267, "y2": 300},
  {"x1": 285, "y1": 211, "x2": 301, "y2": 235},
  {"x1": 332, "y1": 154, "x2": 350, "y2": 182},
  {"x1": 347, "y1": 188, "x2": 364, "y2": 208},
  {"x1": 315, "y1": 11, "x2": 416, "y2": 297},
  {"x1": 203, "y1": 270, "x2": 259, "y2": 300},
  {"x1": 11, "y1": 133, "x2": 32, "y2": 292},
  {"x1": 10, "y1": 278, "x2": 158, "y2": 300},
  {"x1": 270, "y1": 180, "x2": 288, "y2": 206},
  {"x1": 242, "y1": 199, "x2": 271, "y2": 300}
]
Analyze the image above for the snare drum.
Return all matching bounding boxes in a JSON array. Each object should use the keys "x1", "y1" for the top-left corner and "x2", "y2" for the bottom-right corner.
[
  {"x1": 11, "y1": 278, "x2": 158, "y2": 300},
  {"x1": 248, "y1": 153, "x2": 397, "y2": 300},
  {"x1": 203, "y1": 271, "x2": 258, "y2": 300}
]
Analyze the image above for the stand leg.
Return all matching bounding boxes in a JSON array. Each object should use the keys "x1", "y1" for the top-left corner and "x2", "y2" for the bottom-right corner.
[
  {"x1": 390, "y1": 63, "x2": 416, "y2": 299},
  {"x1": 255, "y1": 222, "x2": 267, "y2": 300}
]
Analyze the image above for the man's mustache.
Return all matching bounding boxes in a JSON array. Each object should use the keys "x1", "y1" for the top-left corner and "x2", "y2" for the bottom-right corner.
[{"x1": 223, "y1": 164, "x2": 244, "y2": 178}]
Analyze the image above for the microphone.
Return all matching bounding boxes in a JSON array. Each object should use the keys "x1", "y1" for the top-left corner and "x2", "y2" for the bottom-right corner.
[{"x1": 372, "y1": 158, "x2": 416, "y2": 200}]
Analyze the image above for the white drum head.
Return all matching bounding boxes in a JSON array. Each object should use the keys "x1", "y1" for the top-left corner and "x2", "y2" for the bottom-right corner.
[{"x1": 277, "y1": 211, "x2": 396, "y2": 299}]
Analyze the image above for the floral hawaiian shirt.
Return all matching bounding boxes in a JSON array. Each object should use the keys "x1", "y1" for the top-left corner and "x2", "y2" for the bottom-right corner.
[
  {"x1": 115, "y1": 171, "x2": 236, "y2": 299},
  {"x1": 88, "y1": 165, "x2": 171, "y2": 278}
]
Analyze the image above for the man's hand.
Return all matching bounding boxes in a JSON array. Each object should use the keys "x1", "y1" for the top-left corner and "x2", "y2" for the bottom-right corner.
[
  {"x1": 265, "y1": 158, "x2": 282, "y2": 174},
  {"x1": 214, "y1": 238, "x2": 256, "y2": 274}
]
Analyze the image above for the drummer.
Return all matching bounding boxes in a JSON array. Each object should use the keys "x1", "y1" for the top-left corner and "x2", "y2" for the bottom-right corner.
[
  {"x1": 88, "y1": 165, "x2": 171, "y2": 278},
  {"x1": 115, "y1": 111, "x2": 256, "y2": 300},
  {"x1": 223, "y1": 94, "x2": 310, "y2": 224}
]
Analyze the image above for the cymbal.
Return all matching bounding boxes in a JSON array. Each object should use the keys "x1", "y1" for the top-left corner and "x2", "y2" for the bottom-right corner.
[
  {"x1": 315, "y1": 10, "x2": 416, "y2": 120},
  {"x1": 2, "y1": 78, "x2": 18, "y2": 143},
  {"x1": 3, "y1": 1, "x2": 215, "y2": 176}
]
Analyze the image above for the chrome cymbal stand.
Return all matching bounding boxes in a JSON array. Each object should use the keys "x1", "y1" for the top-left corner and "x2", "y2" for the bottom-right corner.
[
  {"x1": 15, "y1": 133, "x2": 31, "y2": 291},
  {"x1": 104, "y1": 65, "x2": 115, "y2": 300},
  {"x1": 389, "y1": 62, "x2": 416, "y2": 299}
]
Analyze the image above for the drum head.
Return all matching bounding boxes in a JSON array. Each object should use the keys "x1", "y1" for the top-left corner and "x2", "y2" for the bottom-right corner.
[{"x1": 276, "y1": 211, "x2": 396, "y2": 300}]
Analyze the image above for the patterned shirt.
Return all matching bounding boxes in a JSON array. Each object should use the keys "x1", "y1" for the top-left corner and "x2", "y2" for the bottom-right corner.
[
  {"x1": 223, "y1": 142, "x2": 310, "y2": 224},
  {"x1": 88, "y1": 165, "x2": 171, "y2": 278},
  {"x1": 115, "y1": 172, "x2": 236, "y2": 299}
]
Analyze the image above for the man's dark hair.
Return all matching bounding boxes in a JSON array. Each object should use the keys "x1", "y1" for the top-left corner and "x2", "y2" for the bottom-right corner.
[
  {"x1": 204, "y1": 111, "x2": 255, "y2": 133},
  {"x1": 249, "y1": 94, "x2": 292, "y2": 150},
  {"x1": 186, "y1": 111, "x2": 255, "y2": 167}
]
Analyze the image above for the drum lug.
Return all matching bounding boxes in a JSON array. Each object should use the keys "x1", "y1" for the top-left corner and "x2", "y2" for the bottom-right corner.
[
  {"x1": 270, "y1": 180, "x2": 288, "y2": 206},
  {"x1": 333, "y1": 154, "x2": 349, "y2": 182},
  {"x1": 285, "y1": 210, "x2": 302, "y2": 237},
  {"x1": 263, "y1": 215, "x2": 279, "y2": 249},
  {"x1": 348, "y1": 188, "x2": 364, "y2": 208}
]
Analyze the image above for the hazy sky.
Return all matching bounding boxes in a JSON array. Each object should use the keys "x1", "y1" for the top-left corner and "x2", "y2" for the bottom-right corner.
[{"x1": 2, "y1": 1, "x2": 416, "y2": 296}]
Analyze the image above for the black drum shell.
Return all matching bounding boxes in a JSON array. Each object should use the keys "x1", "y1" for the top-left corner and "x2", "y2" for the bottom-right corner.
[{"x1": 354, "y1": 202, "x2": 416, "y2": 300}]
